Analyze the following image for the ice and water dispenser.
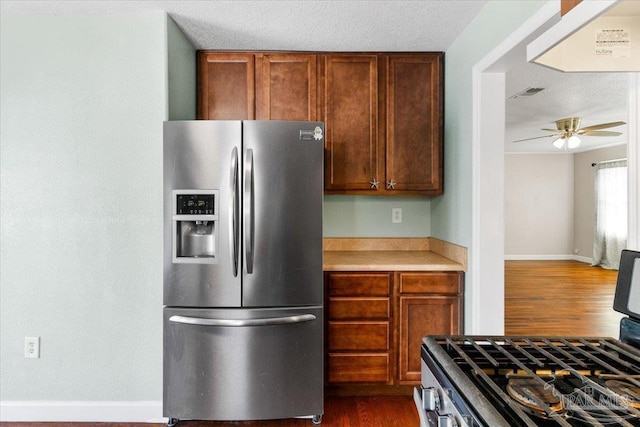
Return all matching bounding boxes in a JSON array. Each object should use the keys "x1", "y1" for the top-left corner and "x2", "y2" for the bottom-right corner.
[{"x1": 172, "y1": 190, "x2": 219, "y2": 264}]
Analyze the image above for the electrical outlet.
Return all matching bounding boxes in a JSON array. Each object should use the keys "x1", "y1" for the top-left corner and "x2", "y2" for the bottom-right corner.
[
  {"x1": 24, "y1": 336, "x2": 40, "y2": 358},
  {"x1": 392, "y1": 208, "x2": 403, "y2": 224}
]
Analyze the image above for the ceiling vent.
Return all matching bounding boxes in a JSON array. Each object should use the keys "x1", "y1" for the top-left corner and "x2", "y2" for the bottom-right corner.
[{"x1": 509, "y1": 87, "x2": 545, "y2": 99}]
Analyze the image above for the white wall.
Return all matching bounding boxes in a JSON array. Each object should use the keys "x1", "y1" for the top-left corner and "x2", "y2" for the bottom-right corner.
[
  {"x1": 504, "y1": 146, "x2": 628, "y2": 261},
  {"x1": 505, "y1": 153, "x2": 574, "y2": 258},
  {"x1": 0, "y1": 12, "x2": 194, "y2": 415}
]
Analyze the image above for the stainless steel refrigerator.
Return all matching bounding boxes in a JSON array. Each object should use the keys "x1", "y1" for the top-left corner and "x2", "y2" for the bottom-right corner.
[{"x1": 163, "y1": 121, "x2": 324, "y2": 425}]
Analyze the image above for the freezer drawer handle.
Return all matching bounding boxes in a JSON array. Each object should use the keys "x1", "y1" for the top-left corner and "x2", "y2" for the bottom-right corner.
[{"x1": 169, "y1": 314, "x2": 316, "y2": 327}]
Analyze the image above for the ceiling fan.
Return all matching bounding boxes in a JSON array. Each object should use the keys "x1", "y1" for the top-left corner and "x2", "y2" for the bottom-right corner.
[{"x1": 513, "y1": 117, "x2": 626, "y2": 149}]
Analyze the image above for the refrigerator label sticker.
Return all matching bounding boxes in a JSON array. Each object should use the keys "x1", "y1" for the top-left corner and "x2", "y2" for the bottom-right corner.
[{"x1": 300, "y1": 128, "x2": 323, "y2": 142}]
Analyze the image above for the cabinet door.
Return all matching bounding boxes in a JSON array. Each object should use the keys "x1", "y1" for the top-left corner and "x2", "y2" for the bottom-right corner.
[
  {"x1": 257, "y1": 53, "x2": 318, "y2": 120},
  {"x1": 323, "y1": 54, "x2": 379, "y2": 192},
  {"x1": 385, "y1": 54, "x2": 443, "y2": 194},
  {"x1": 397, "y1": 270, "x2": 462, "y2": 384},
  {"x1": 398, "y1": 295, "x2": 462, "y2": 383},
  {"x1": 197, "y1": 52, "x2": 255, "y2": 120}
]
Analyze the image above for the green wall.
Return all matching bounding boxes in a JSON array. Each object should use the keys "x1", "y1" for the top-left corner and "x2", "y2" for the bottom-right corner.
[
  {"x1": 0, "y1": 0, "x2": 552, "y2": 412},
  {"x1": 431, "y1": 0, "x2": 548, "y2": 331},
  {"x1": 323, "y1": 195, "x2": 430, "y2": 237},
  {"x1": 432, "y1": 0, "x2": 548, "y2": 247},
  {"x1": 0, "y1": 12, "x2": 195, "y2": 402}
]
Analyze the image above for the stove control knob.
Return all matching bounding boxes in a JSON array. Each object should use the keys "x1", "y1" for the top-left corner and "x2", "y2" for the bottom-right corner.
[
  {"x1": 437, "y1": 414, "x2": 458, "y2": 427},
  {"x1": 421, "y1": 387, "x2": 440, "y2": 411}
]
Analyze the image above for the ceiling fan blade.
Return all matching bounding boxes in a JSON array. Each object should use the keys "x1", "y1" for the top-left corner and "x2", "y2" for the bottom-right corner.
[
  {"x1": 540, "y1": 128, "x2": 560, "y2": 132},
  {"x1": 513, "y1": 134, "x2": 560, "y2": 143},
  {"x1": 580, "y1": 130, "x2": 623, "y2": 137},
  {"x1": 579, "y1": 121, "x2": 626, "y2": 132}
]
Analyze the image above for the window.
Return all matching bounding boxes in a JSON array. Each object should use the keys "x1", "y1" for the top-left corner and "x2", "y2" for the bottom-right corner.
[{"x1": 593, "y1": 159, "x2": 627, "y2": 269}]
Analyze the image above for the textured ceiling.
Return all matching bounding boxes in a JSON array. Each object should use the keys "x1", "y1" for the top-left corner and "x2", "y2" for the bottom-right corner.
[
  {"x1": 505, "y1": 62, "x2": 629, "y2": 153},
  {"x1": 0, "y1": 0, "x2": 489, "y2": 51},
  {"x1": 2, "y1": 0, "x2": 632, "y2": 154},
  {"x1": 505, "y1": 0, "x2": 637, "y2": 154}
]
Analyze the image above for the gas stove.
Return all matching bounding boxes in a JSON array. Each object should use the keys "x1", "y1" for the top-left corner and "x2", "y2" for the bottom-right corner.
[{"x1": 415, "y1": 250, "x2": 640, "y2": 427}]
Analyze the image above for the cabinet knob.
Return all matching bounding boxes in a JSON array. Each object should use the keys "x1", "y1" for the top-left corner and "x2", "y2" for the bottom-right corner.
[
  {"x1": 369, "y1": 179, "x2": 379, "y2": 189},
  {"x1": 386, "y1": 180, "x2": 396, "y2": 189}
]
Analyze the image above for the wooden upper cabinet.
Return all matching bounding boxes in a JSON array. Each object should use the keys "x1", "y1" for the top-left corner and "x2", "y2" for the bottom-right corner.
[
  {"x1": 322, "y1": 54, "x2": 379, "y2": 192},
  {"x1": 196, "y1": 51, "x2": 444, "y2": 195},
  {"x1": 197, "y1": 52, "x2": 255, "y2": 120},
  {"x1": 323, "y1": 53, "x2": 443, "y2": 195},
  {"x1": 257, "y1": 54, "x2": 318, "y2": 121},
  {"x1": 197, "y1": 51, "x2": 318, "y2": 121},
  {"x1": 385, "y1": 54, "x2": 443, "y2": 194}
]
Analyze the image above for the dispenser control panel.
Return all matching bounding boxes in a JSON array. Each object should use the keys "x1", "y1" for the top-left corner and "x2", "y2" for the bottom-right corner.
[
  {"x1": 176, "y1": 194, "x2": 215, "y2": 215},
  {"x1": 172, "y1": 189, "x2": 219, "y2": 264}
]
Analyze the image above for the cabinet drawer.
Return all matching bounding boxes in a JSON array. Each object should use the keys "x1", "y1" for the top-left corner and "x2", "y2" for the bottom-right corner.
[
  {"x1": 328, "y1": 297, "x2": 390, "y2": 320},
  {"x1": 327, "y1": 353, "x2": 390, "y2": 383},
  {"x1": 398, "y1": 272, "x2": 462, "y2": 294},
  {"x1": 327, "y1": 273, "x2": 391, "y2": 296},
  {"x1": 328, "y1": 322, "x2": 389, "y2": 351}
]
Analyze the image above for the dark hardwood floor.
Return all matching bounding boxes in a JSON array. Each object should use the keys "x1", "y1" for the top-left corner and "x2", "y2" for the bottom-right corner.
[
  {"x1": 0, "y1": 396, "x2": 418, "y2": 427},
  {"x1": 3, "y1": 260, "x2": 622, "y2": 427},
  {"x1": 505, "y1": 259, "x2": 623, "y2": 337}
]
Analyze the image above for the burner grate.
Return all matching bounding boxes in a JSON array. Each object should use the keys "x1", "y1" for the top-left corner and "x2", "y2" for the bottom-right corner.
[{"x1": 427, "y1": 336, "x2": 640, "y2": 426}]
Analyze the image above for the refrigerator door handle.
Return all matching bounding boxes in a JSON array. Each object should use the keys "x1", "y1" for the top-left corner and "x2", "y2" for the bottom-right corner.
[
  {"x1": 229, "y1": 147, "x2": 239, "y2": 277},
  {"x1": 244, "y1": 148, "x2": 255, "y2": 274},
  {"x1": 169, "y1": 314, "x2": 316, "y2": 327}
]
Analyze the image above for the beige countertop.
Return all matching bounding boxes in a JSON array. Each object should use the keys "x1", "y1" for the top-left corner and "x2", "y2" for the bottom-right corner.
[{"x1": 323, "y1": 238, "x2": 466, "y2": 272}]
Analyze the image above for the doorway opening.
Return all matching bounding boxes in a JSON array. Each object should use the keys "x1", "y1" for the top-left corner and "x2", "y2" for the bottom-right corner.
[{"x1": 470, "y1": 1, "x2": 639, "y2": 335}]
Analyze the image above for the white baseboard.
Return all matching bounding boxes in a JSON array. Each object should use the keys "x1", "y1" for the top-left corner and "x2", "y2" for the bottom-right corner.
[
  {"x1": 573, "y1": 255, "x2": 593, "y2": 264},
  {"x1": 0, "y1": 400, "x2": 164, "y2": 422},
  {"x1": 504, "y1": 254, "x2": 593, "y2": 264}
]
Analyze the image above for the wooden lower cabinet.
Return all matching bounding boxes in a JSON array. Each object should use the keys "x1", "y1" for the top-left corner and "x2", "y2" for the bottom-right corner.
[
  {"x1": 324, "y1": 270, "x2": 463, "y2": 390},
  {"x1": 325, "y1": 272, "x2": 393, "y2": 385},
  {"x1": 398, "y1": 295, "x2": 461, "y2": 383},
  {"x1": 327, "y1": 353, "x2": 390, "y2": 384},
  {"x1": 398, "y1": 272, "x2": 463, "y2": 384}
]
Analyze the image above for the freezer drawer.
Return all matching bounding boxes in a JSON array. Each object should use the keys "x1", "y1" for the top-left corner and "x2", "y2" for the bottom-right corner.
[{"x1": 163, "y1": 306, "x2": 323, "y2": 422}]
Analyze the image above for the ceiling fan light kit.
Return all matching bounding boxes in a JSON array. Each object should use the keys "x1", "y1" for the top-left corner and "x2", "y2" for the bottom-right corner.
[
  {"x1": 567, "y1": 135, "x2": 581, "y2": 149},
  {"x1": 551, "y1": 134, "x2": 580, "y2": 150},
  {"x1": 552, "y1": 136, "x2": 565, "y2": 149},
  {"x1": 513, "y1": 116, "x2": 626, "y2": 150}
]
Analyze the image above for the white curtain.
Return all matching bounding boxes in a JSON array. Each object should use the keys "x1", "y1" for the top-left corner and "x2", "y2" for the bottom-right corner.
[{"x1": 593, "y1": 160, "x2": 627, "y2": 269}]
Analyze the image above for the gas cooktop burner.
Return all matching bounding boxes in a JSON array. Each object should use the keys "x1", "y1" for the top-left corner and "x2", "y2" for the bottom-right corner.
[
  {"x1": 506, "y1": 377, "x2": 566, "y2": 419},
  {"x1": 604, "y1": 379, "x2": 640, "y2": 409}
]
